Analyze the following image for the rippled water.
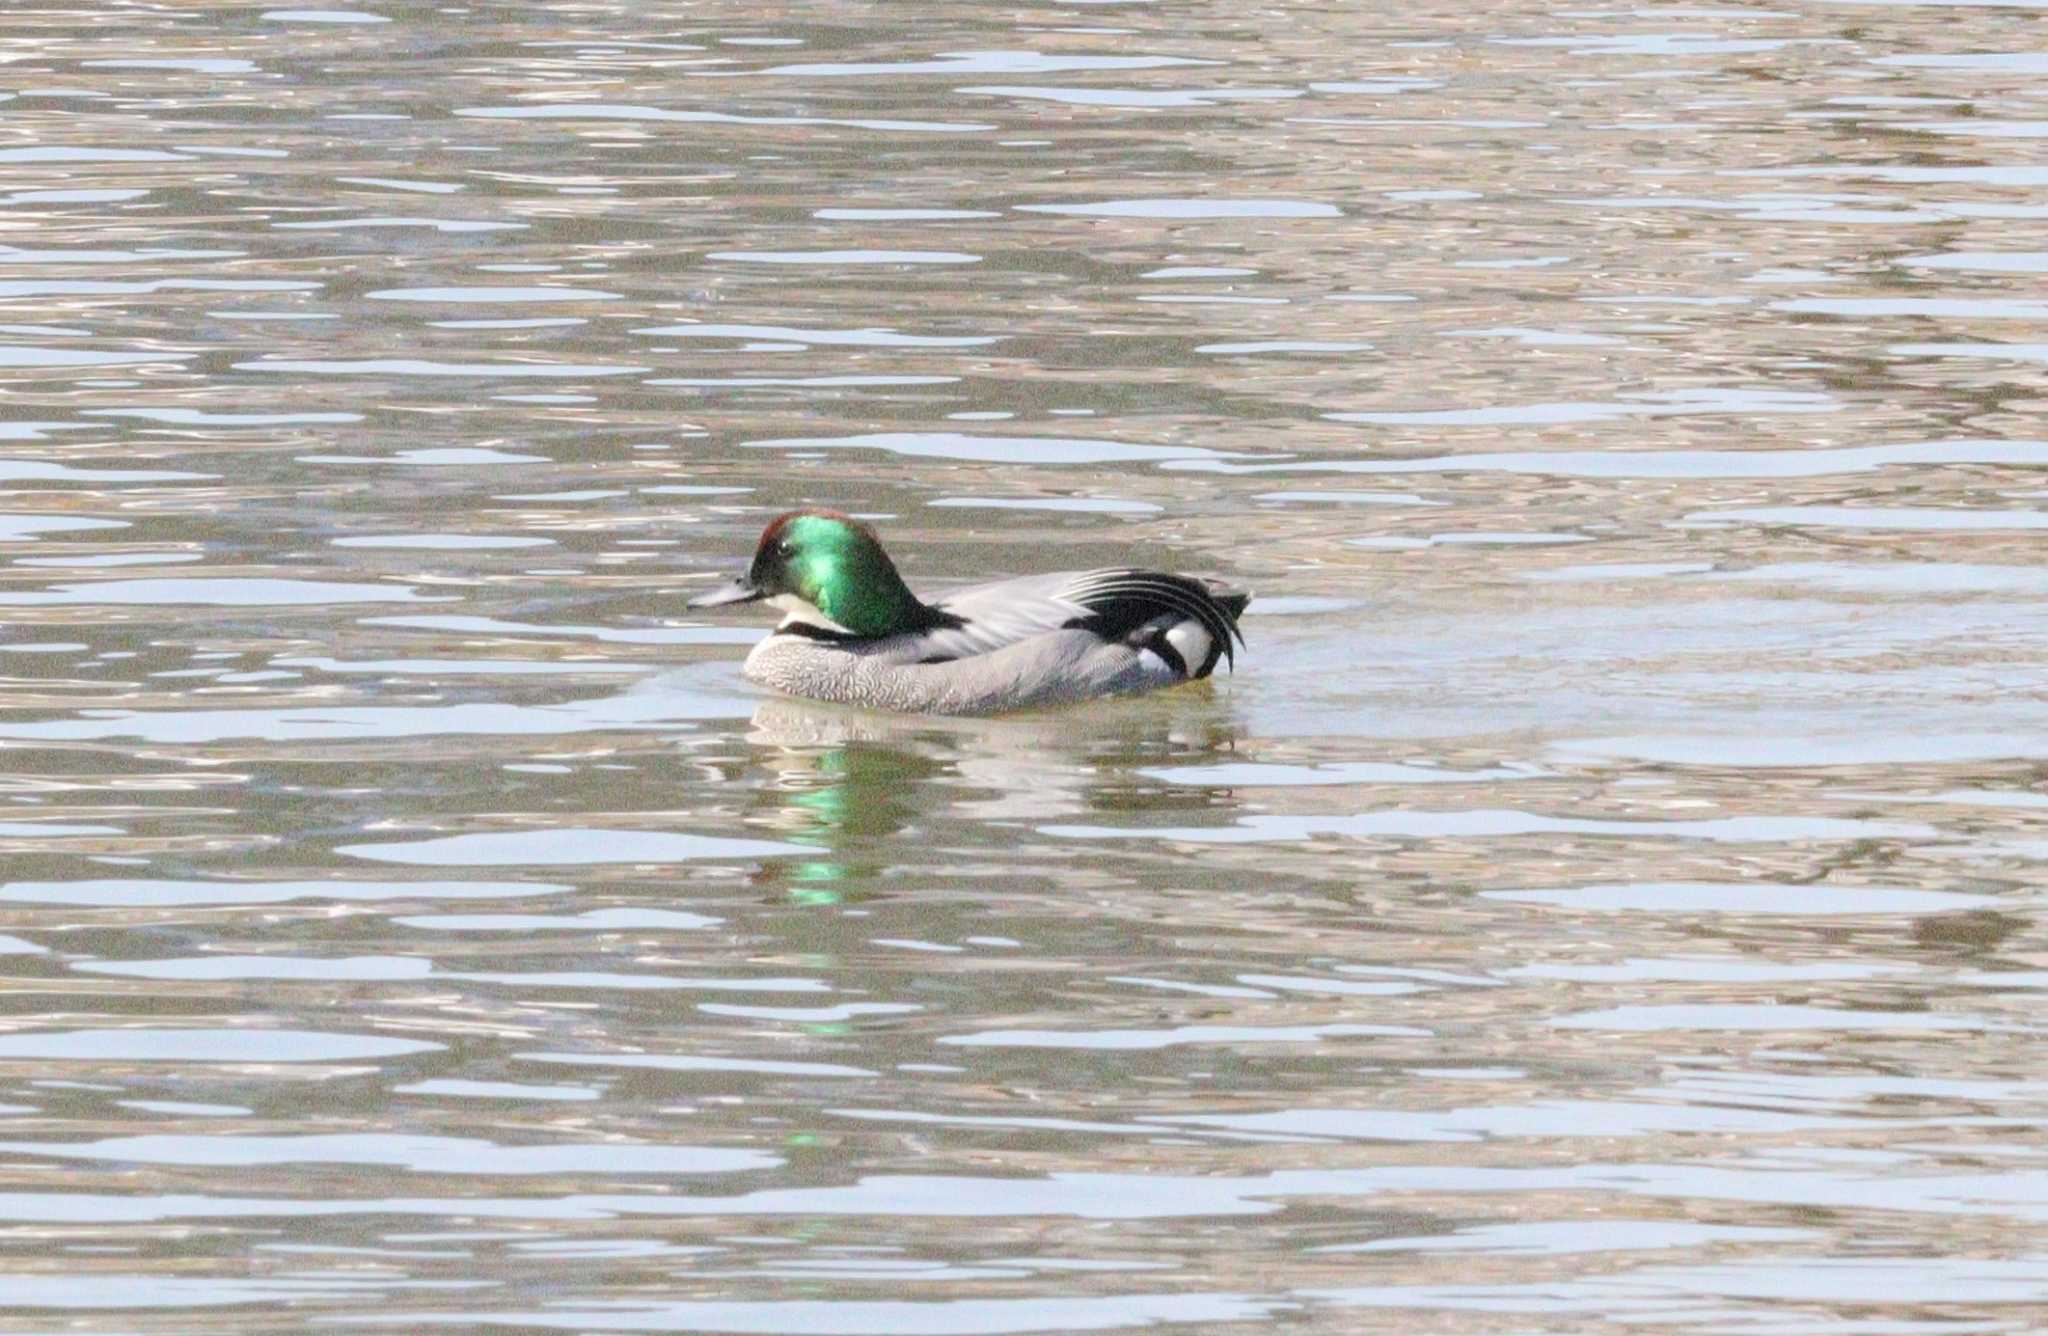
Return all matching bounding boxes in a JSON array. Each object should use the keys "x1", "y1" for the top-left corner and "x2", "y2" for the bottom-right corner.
[{"x1": 1, "y1": 0, "x2": 2046, "y2": 1330}]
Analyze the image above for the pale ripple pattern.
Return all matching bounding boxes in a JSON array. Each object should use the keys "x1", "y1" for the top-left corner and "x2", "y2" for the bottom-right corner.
[{"x1": 0, "y1": 0, "x2": 2043, "y2": 1333}]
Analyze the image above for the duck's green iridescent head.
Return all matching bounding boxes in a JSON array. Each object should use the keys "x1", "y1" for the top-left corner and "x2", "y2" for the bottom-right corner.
[{"x1": 689, "y1": 509, "x2": 927, "y2": 638}]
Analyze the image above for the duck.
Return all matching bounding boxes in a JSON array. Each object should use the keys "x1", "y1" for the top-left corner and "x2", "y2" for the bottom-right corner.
[{"x1": 688, "y1": 509, "x2": 1249, "y2": 715}]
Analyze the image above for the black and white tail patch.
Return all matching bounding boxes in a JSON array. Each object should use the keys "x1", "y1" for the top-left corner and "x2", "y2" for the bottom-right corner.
[
  {"x1": 1130, "y1": 618, "x2": 1192, "y2": 678},
  {"x1": 1059, "y1": 570, "x2": 1249, "y2": 679}
]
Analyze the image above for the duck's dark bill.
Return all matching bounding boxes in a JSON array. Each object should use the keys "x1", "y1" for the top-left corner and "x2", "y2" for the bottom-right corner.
[{"x1": 688, "y1": 576, "x2": 765, "y2": 609}]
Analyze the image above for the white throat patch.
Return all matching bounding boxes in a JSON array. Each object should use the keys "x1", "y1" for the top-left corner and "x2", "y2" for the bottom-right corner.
[{"x1": 770, "y1": 594, "x2": 852, "y2": 635}]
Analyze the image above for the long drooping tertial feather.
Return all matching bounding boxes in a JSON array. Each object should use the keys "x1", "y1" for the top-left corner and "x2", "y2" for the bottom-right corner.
[
  {"x1": 1052, "y1": 570, "x2": 1247, "y2": 673},
  {"x1": 912, "y1": 568, "x2": 1248, "y2": 677}
]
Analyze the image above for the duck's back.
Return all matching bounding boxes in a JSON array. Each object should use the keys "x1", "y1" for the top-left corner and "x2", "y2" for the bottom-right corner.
[
  {"x1": 742, "y1": 566, "x2": 1249, "y2": 715},
  {"x1": 927, "y1": 568, "x2": 1246, "y2": 676}
]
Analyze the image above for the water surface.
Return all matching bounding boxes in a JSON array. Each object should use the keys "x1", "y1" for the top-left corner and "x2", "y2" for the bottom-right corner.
[{"x1": 1, "y1": 0, "x2": 2046, "y2": 1331}]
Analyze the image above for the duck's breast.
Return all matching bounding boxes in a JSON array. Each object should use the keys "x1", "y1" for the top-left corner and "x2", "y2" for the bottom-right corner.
[{"x1": 743, "y1": 627, "x2": 1178, "y2": 715}]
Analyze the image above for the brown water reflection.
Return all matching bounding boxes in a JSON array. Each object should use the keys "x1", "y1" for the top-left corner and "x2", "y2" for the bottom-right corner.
[{"x1": 0, "y1": 0, "x2": 2046, "y2": 1331}]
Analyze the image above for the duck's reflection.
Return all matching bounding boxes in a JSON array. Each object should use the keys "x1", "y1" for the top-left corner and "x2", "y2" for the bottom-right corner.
[{"x1": 741, "y1": 692, "x2": 1244, "y2": 904}]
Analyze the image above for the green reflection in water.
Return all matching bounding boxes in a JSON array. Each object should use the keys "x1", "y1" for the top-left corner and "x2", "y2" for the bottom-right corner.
[
  {"x1": 745, "y1": 695, "x2": 1242, "y2": 907},
  {"x1": 752, "y1": 723, "x2": 940, "y2": 906}
]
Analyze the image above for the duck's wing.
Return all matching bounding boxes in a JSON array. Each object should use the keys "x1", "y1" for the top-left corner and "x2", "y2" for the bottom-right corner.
[
  {"x1": 910, "y1": 568, "x2": 1248, "y2": 676},
  {"x1": 897, "y1": 571, "x2": 1092, "y2": 661}
]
